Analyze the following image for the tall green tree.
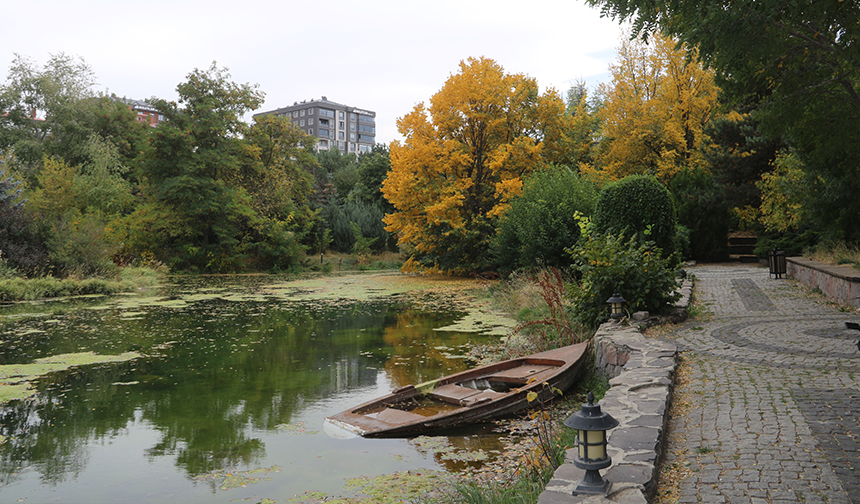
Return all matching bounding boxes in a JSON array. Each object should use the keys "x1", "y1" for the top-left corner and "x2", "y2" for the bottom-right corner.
[
  {"x1": 124, "y1": 64, "x2": 265, "y2": 271},
  {"x1": 0, "y1": 53, "x2": 98, "y2": 170},
  {"x1": 585, "y1": 0, "x2": 860, "y2": 241}
]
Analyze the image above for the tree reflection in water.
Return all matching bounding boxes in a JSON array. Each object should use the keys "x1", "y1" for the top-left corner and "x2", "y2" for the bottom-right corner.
[{"x1": 0, "y1": 275, "x2": 502, "y2": 502}]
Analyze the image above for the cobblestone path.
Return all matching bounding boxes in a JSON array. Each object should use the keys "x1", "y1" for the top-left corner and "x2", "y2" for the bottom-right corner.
[{"x1": 660, "y1": 264, "x2": 860, "y2": 504}]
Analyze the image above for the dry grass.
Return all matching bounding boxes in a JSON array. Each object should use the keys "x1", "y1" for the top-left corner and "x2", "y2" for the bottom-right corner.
[
  {"x1": 487, "y1": 269, "x2": 549, "y2": 320},
  {"x1": 808, "y1": 241, "x2": 860, "y2": 269},
  {"x1": 652, "y1": 353, "x2": 695, "y2": 504}
]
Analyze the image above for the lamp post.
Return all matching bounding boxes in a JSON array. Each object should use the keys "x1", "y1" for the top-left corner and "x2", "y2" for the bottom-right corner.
[
  {"x1": 563, "y1": 392, "x2": 619, "y2": 495},
  {"x1": 606, "y1": 292, "x2": 626, "y2": 320}
]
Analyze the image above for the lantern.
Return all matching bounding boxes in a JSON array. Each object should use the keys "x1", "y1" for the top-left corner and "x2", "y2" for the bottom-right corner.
[
  {"x1": 606, "y1": 292, "x2": 626, "y2": 320},
  {"x1": 563, "y1": 392, "x2": 619, "y2": 495}
]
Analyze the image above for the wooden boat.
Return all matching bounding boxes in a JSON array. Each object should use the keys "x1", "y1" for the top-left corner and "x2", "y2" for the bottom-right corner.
[{"x1": 325, "y1": 341, "x2": 590, "y2": 438}]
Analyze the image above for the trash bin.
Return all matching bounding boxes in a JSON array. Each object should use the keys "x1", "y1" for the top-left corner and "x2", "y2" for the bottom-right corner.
[{"x1": 768, "y1": 249, "x2": 786, "y2": 278}]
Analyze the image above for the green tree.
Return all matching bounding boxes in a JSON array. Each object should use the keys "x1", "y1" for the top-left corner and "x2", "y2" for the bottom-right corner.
[
  {"x1": 592, "y1": 174, "x2": 677, "y2": 256},
  {"x1": 348, "y1": 145, "x2": 390, "y2": 206},
  {"x1": 492, "y1": 166, "x2": 598, "y2": 272},
  {"x1": 123, "y1": 64, "x2": 264, "y2": 271},
  {"x1": 586, "y1": 0, "x2": 860, "y2": 242},
  {"x1": 0, "y1": 53, "x2": 98, "y2": 170},
  {"x1": 0, "y1": 154, "x2": 48, "y2": 274},
  {"x1": 26, "y1": 156, "x2": 117, "y2": 275}
]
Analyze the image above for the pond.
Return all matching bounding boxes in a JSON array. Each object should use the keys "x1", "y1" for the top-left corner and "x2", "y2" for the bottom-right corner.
[{"x1": 0, "y1": 272, "x2": 526, "y2": 504}]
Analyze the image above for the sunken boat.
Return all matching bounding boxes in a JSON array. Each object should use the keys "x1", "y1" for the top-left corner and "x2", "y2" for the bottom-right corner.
[{"x1": 326, "y1": 341, "x2": 590, "y2": 438}]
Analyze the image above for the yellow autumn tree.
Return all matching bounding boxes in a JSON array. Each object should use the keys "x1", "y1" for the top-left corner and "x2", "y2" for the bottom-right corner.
[
  {"x1": 583, "y1": 33, "x2": 719, "y2": 184},
  {"x1": 382, "y1": 57, "x2": 574, "y2": 274}
]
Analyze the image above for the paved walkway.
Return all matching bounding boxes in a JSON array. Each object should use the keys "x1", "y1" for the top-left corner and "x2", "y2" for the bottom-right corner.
[{"x1": 658, "y1": 264, "x2": 860, "y2": 504}]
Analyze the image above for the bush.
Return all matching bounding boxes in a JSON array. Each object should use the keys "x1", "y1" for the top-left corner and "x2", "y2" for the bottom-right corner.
[
  {"x1": 592, "y1": 175, "x2": 677, "y2": 256},
  {"x1": 321, "y1": 200, "x2": 388, "y2": 253},
  {"x1": 754, "y1": 228, "x2": 820, "y2": 258},
  {"x1": 669, "y1": 167, "x2": 730, "y2": 261},
  {"x1": 492, "y1": 166, "x2": 598, "y2": 272},
  {"x1": 568, "y1": 233, "x2": 681, "y2": 328}
]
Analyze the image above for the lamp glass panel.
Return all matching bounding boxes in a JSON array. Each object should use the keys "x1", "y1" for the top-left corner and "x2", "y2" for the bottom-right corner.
[{"x1": 585, "y1": 430, "x2": 606, "y2": 460}]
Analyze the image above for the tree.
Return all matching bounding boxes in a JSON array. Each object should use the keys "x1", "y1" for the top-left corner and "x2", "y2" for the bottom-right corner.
[
  {"x1": 0, "y1": 53, "x2": 98, "y2": 170},
  {"x1": 586, "y1": 0, "x2": 860, "y2": 241},
  {"x1": 0, "y1": 154, "x2": 48, "y2": 274},
  {"x1": 583, "y1": 33, "x2": 719, "y2": 184},
  {"x1": 562, "y1": 82, "x2": 601, "y2": 170},
  {"x1": 382, "y1": 57, "x2": 576, "y2": 274},
  {"x1": 492, "y1": 166, "x2": 598, "y2": 272},
  {"x1": 592, "y1": 174, "x2": 677, "y2": 256},
  {"x1": 123, "y1": 64, "x2": 265, "y2": 271},
  {"x1": 349, "y1": 144, "x2": 393, "y2": 213}
]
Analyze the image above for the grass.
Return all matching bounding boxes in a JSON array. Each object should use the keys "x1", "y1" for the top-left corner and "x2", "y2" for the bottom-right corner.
[
  {"x1": 474, "y1": 268, "x2": 592, "y2": 362},
  {"x1": 304, "y1": 250, "x2": 404, "y2": 272},
  {"x1": 0, "y1": 265, "x2": 165, "y2": 302},
  {"x1": 808, "y1": 240, "x2": 860, "y2": 270}
]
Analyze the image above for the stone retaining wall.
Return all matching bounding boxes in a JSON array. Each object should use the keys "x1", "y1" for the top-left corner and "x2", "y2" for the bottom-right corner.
[
  {"x1": 538, "y1": 279, "x2": 690, "y2": 504},
  {"x1": 786, "y1": 257, "x2": 860, "y2": 308},
  {"x1": 538, "y1": 325, "x2": 678, "y2": 504}
]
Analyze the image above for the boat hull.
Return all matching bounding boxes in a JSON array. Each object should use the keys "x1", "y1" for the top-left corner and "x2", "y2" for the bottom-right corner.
[{"x1": 325, "y1": 341, "x2": 590, "y2": 438}]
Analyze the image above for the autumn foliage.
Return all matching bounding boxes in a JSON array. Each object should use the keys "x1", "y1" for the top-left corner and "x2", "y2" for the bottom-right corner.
[
  {"x1": 584, "y1": 33, "x2": 719, "y2": 184},
  {"x1": 382, "y1": 57, "x2": 575, "y2": 274}
]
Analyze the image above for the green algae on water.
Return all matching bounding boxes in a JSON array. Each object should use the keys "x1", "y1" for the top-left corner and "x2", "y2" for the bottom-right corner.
[
  {"x1": 0, "y1": 351, "x2": 140, "y2": 404},
  {"x1": 192, "y1": 465, "x2": 283, "y2": 490}
]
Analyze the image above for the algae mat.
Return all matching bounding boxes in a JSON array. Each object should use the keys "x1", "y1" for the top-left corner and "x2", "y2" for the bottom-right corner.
[{"x1": 0, "y1": 351, "x2": 139, "y2": 404}]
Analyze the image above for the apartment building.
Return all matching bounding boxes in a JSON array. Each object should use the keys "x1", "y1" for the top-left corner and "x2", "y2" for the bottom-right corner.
[
  {"x1": 113, "y1": 96, "x2": 164, "y2": 127},
  {"x1": 253, "y1": 97, "x2": 376, "y2": 153}
]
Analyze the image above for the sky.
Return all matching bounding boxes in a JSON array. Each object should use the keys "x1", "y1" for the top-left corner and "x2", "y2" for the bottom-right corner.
[{"x1": 3, "y1": 0, "x2": 628, "y2": 145}]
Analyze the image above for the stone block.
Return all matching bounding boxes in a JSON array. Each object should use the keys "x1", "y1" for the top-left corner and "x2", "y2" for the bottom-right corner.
[{"x1": 605, "y1": 464, "x2": 654, "y2": 487}]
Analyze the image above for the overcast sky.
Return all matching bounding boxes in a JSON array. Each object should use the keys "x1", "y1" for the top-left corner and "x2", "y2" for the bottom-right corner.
[{"x1": 3, "y1": 0, "x2": 627, "y2": 144}]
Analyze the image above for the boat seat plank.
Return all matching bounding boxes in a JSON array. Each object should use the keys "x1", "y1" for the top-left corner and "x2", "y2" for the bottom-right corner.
[
  {"x1": 460, "y1": 389, "x2": 507, "y2": 406},
  {"x1": 487, "y1": 365, "x2": 555, "y2": 385},
  {"x1": 430, "y1": 384, "x2": 482, "y2": 404},
  {"x1": 375, "y1": 407, "x2": 428, "y2": 424}
]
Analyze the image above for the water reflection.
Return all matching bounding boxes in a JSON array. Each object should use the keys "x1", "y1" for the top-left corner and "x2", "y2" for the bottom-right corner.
[{"x1": 0, "y1": 280, "x2": 497, "y2": 502}]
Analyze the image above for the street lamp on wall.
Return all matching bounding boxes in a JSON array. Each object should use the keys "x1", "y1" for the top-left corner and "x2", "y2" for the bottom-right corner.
[
  {"x1": 563, "y1": 392, "x2": 619, "y2": 495},
  {"x1": 606, "y1": 292, "x2": 626, "y2": 320}
]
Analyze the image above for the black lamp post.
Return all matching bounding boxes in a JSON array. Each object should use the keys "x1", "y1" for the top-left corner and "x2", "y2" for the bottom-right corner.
[
  {"x1": 563, "y1": 392, "x2": 619, "y2": 495},
  {"x1": 606, "y1": 292, "x2": 626, "y2": 320}
]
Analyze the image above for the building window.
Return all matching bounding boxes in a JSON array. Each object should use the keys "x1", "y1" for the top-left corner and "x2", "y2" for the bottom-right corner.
[
  {"x1": 309, "y1": 109, "x2": 314, "y2": 115},
  {"x1": 319, "y1": 129, "x2": 330, "y2": 138},
  {"x1": 359, "y1": 124, "x2": 375, "y2": 134},
  {"x1": 350, "y1": 133, "x2": 356, "y2": 141},
  {"x1": 338, "y1": 131, "x2": 344, "y2": 140},
  {"x1": 350, "y1": 123, "x2": 356, "y2": 131},
  {"x1": 300, "y1": 109, "x2": 305, "y2": 116},
  {"x1": 339, "y1": 111, "x2": 344, "y2": 120},
  {"x1": 300, "y1": 119, "x2": 305, "y2": 126},
  {"x1": 338, "y1": 141, "x2": 345, "y2": 150},
  {"x1": 293, "y1": 111, "x2": 298, "y2": 118},
  {"x1": 320, "y1": 140, "x2": 328, "y2": 148},
  {"x1": 359, "y1": 144, "x2": 371, "y2": 153},
  {"x1": 350, "y1": 113, "x2": 356, "y2": 121},
  {"x1": 359, "y1": 114, "x2": 374, "y2": 123},
  {"x1": 308, "y1": 118, "x2": 314, "y2": 125},
  {"x1": 320, "y1": 109, "x2": 335, "y2": 118},
  {"x1": 339, "y1": 121, "x2": 344, "y2": 129},
  {"x1": 349, "y1": 143, "x2": 355, "y2": 152},
  {"x1": 319, "y1": 118, "x2": 330, "y2": 126},
  {"x1": 308, "y1": 129, "x2": 313, "y2": 134}
]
